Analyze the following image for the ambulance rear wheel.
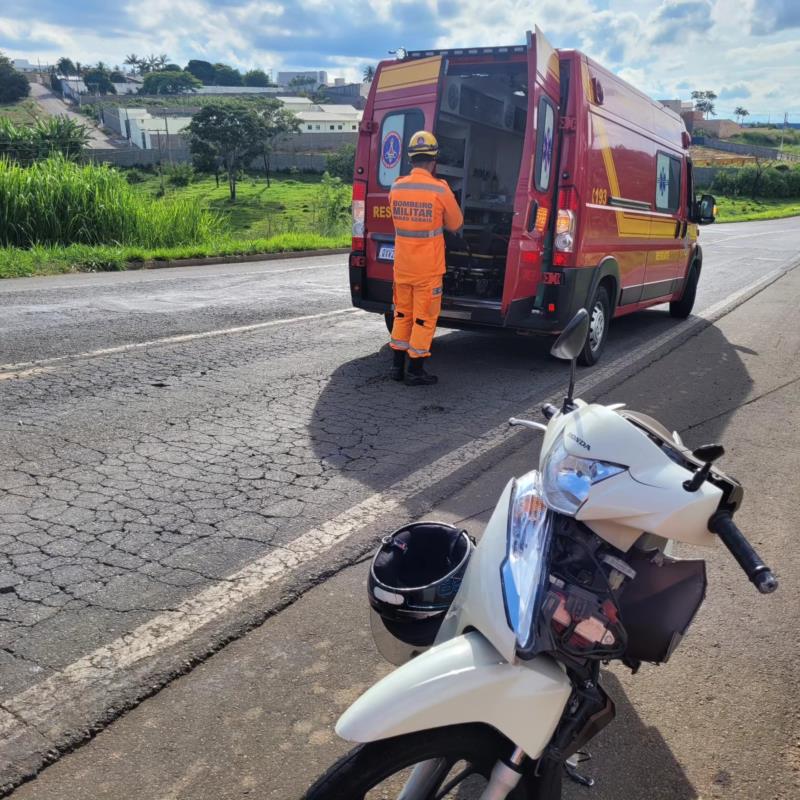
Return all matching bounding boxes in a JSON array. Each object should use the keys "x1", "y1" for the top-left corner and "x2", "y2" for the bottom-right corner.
[
  {"x1": 384, "y1": 311, "x2": 394, "y2": 333},
  {"x1": 578, "y1": 285, "x2": 610, "y2": 366},
  {"x1": 670, "y1": 264, "x2": 699, "y2": 319}
]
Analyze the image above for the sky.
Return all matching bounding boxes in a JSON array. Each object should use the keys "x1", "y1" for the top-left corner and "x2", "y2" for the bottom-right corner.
[{"x1": 1, "y1": 0, "x2": 799, "y2": 122}]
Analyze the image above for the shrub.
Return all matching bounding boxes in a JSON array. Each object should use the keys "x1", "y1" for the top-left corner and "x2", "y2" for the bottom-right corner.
[
  {"x1": 326, "y1": 143, "x2": 356, "y2": 181},
  {"x1": 125, "y1": 168, "x2": 145, "y2": 183},
  {"x1": 311, "y1": 171, "x2": 351, "y2": 236},
  {"x1": 166, "y1": 163, "x2": 194, "y2": 186}
]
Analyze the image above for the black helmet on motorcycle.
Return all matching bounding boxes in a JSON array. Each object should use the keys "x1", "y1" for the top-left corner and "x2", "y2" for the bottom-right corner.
[{"x1": 368, "y1": 522, "x2": 473, "y2": 665}]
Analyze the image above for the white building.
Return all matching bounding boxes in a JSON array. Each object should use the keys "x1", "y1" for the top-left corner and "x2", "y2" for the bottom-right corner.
[
  {"x1": 191, "y1": 85, "x2": 282, "y2": 95},
  {"x1": 277, "y1": 70, "x2": 328, "y2": 88},
  {"x1": 296, "y1": 107, "x2": 362, "y2": 133},
  {"x1": 127, "y1": 113, "x2": 192, "y2": 149},
  {"x1": 12, "y1": 58, "x2": 42, "y2": 72}
]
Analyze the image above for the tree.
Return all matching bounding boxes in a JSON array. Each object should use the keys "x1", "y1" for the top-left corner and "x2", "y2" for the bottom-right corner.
[
  {"x1": 83, "y1": 66, "x2": 116, "y2": 95},
  {"x1": 186, "y1": 59, "x2": 215, "y2": 84},
  {"x1": 0, "y1": 52, "x2": 30, "y2": 103},
  {"x1": 691, "y1": 90, "x2": 717, "y2": 119},
  {"x1": 213, "y1": 63, "x2": 243, "y2": 86},
  {"x1": 140, "y1": 70, "x2": 201, "y2": 95},
  {"x1": 362, "y1": 65, "x2": 375, "y2": 83},
  {"x1": 124, "y1": 53, "x2": 143, "y2": 74},
  {"x1": 243, "y1": 69, "x2": 271, "y2": 87},
  {"x1": 288, "y1": 74, "x2": 317, "y2": 96},
  {"x1": 187, "y1": 104, "x2": 263, "y2": 200},
  {"x1": 251, "y1": 101, "x2": 300, "y2": 186},
  {"x1": 164, "y1": 63, "x2": 182, "y2": 73},
  {"x1": 734, "y1": 106, "x2": 750, "y2": 125},
  {"x1": 109, "y1": 69, "x2": 126, "y2": 83},
  {"x1": 190, "y1": 137, "x2": 224, "y2": 187},
  {"x1": 56, "y1": 57, "x2": 77, "y2": 76}
]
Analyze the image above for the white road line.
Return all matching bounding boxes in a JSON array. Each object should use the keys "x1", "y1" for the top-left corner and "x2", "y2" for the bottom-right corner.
[
  {"x1": 703, "y1": 225, "x2": 799, "y2": 245},
  {"x1": 0, "y1": 259, "x2": 795, "y2": 751},
  {"x1": 0, "y1": 259, "x2": 347, "y2": 294},
  {"x1": 0, "y1": 307, "x2": 357, "y2": 378}
]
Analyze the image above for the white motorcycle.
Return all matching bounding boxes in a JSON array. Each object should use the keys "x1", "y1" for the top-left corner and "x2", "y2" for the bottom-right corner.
[{"x1": 304, "y1": 310, "x2": 778, "y2": 800}]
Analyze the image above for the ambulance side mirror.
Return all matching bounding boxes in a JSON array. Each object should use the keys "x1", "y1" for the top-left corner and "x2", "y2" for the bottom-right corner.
[{"x1": 692, "y1": 194, "x2": 716, "y2": 225}]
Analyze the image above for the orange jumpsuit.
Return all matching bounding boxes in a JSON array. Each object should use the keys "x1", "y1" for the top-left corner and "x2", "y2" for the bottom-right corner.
[{"x1": 389, "y1": 168, "x2": 463, "y2": 359}]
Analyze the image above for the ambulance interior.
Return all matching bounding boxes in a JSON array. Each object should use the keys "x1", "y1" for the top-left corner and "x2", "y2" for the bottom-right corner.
[{"x1": 435, "y1": 63, "x2": 529, "y2": 303}]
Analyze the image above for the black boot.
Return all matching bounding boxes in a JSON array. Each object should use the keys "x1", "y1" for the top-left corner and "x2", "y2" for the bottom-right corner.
[
  {"x1": 404, "y1": 357, "x2": 438, "y2": 386},
  {"x1": 389, "y1": 349, "x2": 406, "y2": 381}
]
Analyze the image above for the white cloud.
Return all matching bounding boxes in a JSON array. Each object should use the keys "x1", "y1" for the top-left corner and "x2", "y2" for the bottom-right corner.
[{"x1": 1, "y1": 0, "x2": 798, "y2": 119}]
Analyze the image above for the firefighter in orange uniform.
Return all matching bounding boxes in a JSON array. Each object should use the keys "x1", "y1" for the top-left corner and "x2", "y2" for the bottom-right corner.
[{"x1": 388, "y1": 131, "x2": 463, "y2": 385}]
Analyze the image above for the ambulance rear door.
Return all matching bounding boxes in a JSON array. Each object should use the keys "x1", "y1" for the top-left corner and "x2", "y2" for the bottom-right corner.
[
  {"x1": 364, "y1": 56, "x2": 446, "y2": 288},
  {"x1": 502, "y1": 27, "x2": 562, "y2": 319}
]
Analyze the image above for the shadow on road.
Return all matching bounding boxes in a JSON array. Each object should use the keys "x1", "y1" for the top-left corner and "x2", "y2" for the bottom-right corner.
[
  {"x1": 561, "y1": 671, "x2": 698, "y2": 800},
  {"x1": 310, "y1": 310, "x2": 752, "y2": 496}
]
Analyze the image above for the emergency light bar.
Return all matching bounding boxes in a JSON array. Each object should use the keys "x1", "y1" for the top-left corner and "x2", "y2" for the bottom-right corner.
[{"x1": 404, "y1": 45, "x2": 527, "y2": 60}]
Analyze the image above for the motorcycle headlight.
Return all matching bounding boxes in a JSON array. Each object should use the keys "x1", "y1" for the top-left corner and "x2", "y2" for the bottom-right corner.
[
  {"x1": 501, "y1": 470, "x2": 554, "y2": 653},
  {"x1": 541, "y1": 432, "x2": 626, "y2": 516}
]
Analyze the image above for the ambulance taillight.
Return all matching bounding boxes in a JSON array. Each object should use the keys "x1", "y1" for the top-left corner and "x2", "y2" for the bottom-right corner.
[
  {"x1": 553, "y1": 187, "x2": 578, "y2": 266},
  {"x1": 352, "y1": 180, "x2": 366, "y2": 251}
]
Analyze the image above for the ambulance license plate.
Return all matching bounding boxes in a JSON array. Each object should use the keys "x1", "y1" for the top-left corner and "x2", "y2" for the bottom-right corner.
[{"x1": 377, "y1": 244, "x2": 395, "y2": 262}]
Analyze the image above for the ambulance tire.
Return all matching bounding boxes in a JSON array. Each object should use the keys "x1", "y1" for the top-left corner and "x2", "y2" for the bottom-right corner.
[
  {"x1": 578, "y1": 285, "x2": 611, "y2": 366},
  {"x1": 384, "y1": 312, "x2": 394, "y2": 333},
  {"x1": 669, "y1": 264, "x2": 699, "y2": 319}
]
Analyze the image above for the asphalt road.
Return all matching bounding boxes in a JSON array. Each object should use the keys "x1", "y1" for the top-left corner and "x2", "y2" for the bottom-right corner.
[
  {"x1": 27, "y1": 83, "x2": 115, "y2": 149},
  {"x1": 6, "y1": 240, "x2": 800, "y2": 800},
  {"x1": 0, "y1": 218, "x2": 799, "y2": 789}
]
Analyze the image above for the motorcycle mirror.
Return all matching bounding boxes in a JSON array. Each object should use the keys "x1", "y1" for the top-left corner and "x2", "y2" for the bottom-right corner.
[
  {"x1": 692, "y1": 444, "x2": 725, "y2": 463},
  {"x1": 550, "y1": 309, "x2": 590, "y2": 361}
]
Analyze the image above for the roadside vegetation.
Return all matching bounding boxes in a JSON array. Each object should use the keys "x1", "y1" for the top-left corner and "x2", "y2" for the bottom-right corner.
[
  {"x1": 728, "y1": 127, "x2": 800, "y2": 156},
  {"x1": 699, "y1": 162, "x2": 800, "y2": 223},
  {"x1": 710, "y1": 196, "x2": 800, "y2": 223},
  {"x1": 0, "y1": 157, "x2": 350, "y2": 278}
]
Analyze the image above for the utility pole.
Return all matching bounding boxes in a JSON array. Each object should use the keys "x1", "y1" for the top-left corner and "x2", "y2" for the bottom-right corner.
[{"x1": 779, "y1": 112, "x2": 788, "y2": 152}]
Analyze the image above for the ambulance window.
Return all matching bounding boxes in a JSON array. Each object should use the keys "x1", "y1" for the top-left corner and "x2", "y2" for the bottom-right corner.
[
  {"x1": 655, "y1": 153, "x2": 681, "y2": 213},
  {"x1": 534, "y1": 97, "x2": 556, "y2": 192},
  {"x1": 378, "y1": 109, "x2": 424, "y2": 187}
]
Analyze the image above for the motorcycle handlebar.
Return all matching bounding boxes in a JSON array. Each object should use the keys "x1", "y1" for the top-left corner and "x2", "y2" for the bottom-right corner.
[{"x1": 708, "y1": 511, "x2": 778, "y2": 594}]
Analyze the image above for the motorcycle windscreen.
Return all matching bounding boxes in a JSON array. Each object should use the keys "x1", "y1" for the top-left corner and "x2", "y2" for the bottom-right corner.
[{"x1": 617, "y1": 550, "x2": 707, "y2": 663}]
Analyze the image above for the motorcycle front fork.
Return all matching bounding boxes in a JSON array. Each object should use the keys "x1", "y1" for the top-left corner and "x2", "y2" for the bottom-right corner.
[{"x1": 398, "y1": 748, "x2": 528, "y2": 800}]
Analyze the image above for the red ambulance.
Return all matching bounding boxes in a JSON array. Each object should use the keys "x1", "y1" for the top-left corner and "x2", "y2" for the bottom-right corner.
[{"x1": 348, "y1": 27, "x2": 716, "y2": 364}]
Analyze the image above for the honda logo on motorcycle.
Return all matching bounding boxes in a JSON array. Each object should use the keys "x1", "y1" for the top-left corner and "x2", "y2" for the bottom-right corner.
[{"x1": 568, "y1": 432, "x2": 590, "y2": 451}]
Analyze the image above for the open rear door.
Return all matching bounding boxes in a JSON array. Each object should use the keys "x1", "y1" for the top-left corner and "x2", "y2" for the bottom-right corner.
[
  {"x1": 364, "y1": 56, "x2": 445, "y2": 285},
  {"x1": 502, "y1": 27, "x2": 562, "y2": 318}
]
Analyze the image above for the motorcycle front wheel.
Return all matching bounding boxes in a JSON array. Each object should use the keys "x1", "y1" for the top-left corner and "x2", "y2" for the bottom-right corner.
[{"x1": 303, "y1": 723, "x2": 561, "y2": 799}]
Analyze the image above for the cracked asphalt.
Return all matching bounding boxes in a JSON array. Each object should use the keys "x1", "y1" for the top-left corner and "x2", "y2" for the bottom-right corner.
[{"x1": 1, "y1": 220, "x2": 799, "y2": 780}]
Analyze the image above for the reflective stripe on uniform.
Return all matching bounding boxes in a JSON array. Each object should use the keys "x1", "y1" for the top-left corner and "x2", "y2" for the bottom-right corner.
[
  {"x1": 391, "y1": 183, "x2": 446, "y2": 193},
  {"x1": 391, "y1": 338, "x2": 410, "y2": 349},
  {"x1": 408, "y1": 346, "x2": 431, "y2": 356},
  {"x1": 395, "y1": 227, "x2": 444, "y2": 239}
]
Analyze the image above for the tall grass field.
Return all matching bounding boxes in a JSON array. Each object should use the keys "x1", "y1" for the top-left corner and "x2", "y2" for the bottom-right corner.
[{"x1": 0, "y1": 157, "x2": 220, "y2": 248}]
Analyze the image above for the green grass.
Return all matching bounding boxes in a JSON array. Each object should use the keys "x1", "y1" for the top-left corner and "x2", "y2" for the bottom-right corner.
[
  {"x1": 132, "y1": 173, "x2": 326, "y2": 238},
  {"x1": 0, "y1": 157, "x2": 220, "y2": 248},
  {"x1": 0, "y1": 166, "x2": 351, "y2": 278},
  {"x1": 712, "y1": 195, "x2": 800, "y2": 223},
  {"x1": 0, "y1": 232, "x2": 350, "y2": 278},
  {"x1": 0, "y1": 98, "x2": 46, "y2": 125}
]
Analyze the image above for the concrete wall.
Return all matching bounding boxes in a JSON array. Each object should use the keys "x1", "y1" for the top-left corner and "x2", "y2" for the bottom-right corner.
[
  {"x1": 81, "y1": 147, "x2": 332, "y2": 172},
  {"x1": 276, "y1": 131, "x2": 357, "y2": 153},
  {"x1": 697, "y1": 119, "x2": 741, "y2": 139},
  {"x1": 692, "y1": 136, "x2": 800, "y2": 162}
]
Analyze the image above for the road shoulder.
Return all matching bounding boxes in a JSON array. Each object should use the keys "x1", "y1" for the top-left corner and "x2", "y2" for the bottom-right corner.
[{"x1": 8, "y1": 261, "x2": 800, "y2": 800}]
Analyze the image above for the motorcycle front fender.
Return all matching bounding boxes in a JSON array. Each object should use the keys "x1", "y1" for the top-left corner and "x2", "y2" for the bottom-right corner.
[{"x1": 336, "y1": 632, "x2": 572, "y2": 759}]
